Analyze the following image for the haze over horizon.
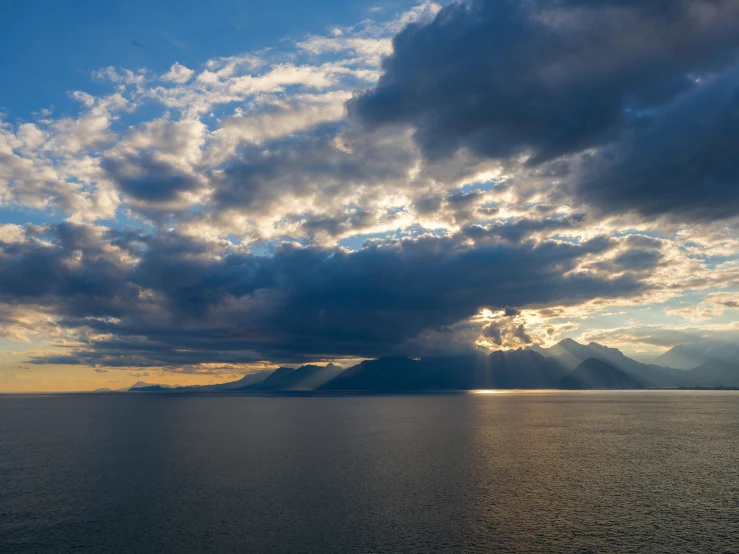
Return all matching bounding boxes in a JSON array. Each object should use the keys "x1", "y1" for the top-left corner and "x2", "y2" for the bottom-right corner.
[{"x1": 2, "y1": 0, "x2": 739, "y2": 391}]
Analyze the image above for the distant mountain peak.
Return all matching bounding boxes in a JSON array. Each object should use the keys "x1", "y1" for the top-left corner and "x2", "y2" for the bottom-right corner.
[
  {"x1": 654, "y1": 341, "x2": 739, "y2": 370},
  {"x1": 128, "y1": 381, "x2": 180, "y2": 390},
  {"x1": 558, "y1": 358, "x2": 649, "y2": 390}
]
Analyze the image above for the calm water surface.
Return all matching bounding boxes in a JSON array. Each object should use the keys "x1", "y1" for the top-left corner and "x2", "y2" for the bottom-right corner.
[{"x1": 1, "y1": 391, "x2": 738, "y2": 553}]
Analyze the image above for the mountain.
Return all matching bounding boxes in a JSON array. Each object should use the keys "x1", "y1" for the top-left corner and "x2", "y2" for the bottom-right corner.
[
  {"x1": 127, "y1": 381, "x2": 181, "y2": 391},
  {"x1": 246, "y1": 363, "x2": 344, "y2": 391},
  {"x1": 132, "y1": 385, "x2": 170, "y2": 392},
  {"x1": 679, "y1": 353, "x2": 739, "y2": 386},
  {"x1": 319, "y1": 357, "x2": 426, "y2": 391},
  {"x1": 121, "y1": 371, "x2": 273, "y2": 393},
  {"x1": 200, "y1": 370, "x2": 273, "y2": 390},
  {"x1": 122, "y1": 365, "x2": 344, "y2": 394},
  {"x1": 531, "y1": 339, "x2": 685, "y2": 387},
  {"x1": 652, "y1": 341, "x2": 739, "y2": 370},
  {"x1": 558, "y1": 358, "x2": 649, "y2": 390},
  {"x1": 243, "y1": 367, "x2": 296, "y2": 390},
  {"x1": 474, "y1": 349, "x2": 568, "y2": 389},
  {"x1": 531, "y1": 338, "x2": 600, "y2": 369},
  {"x1": 319, "y1": 350, "x2": 567, "y2": 391},
  {"x1": 111, "y1": 341, "x2": 739, "y2": 394},
  {"x1": 174, "y1": 370, "x2": 274, "y2": 392},
  {"x1": 239, "y1": 347, "x2": 739, "y2": 390}
]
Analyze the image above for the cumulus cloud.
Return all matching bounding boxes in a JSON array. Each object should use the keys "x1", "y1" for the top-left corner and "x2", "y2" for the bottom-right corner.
[
  {"x1": 579, "y1": 323, "x2": 739, "y2": 355},
  {"x1": 667, "y1": 291, "x2": 739, "y2": 320},
  {"x1": 350, "y1": 0, "x2": 739, "y2": 220},
  {"x1": 162, "y1": 63, "x2": 195, "y2": 84}
]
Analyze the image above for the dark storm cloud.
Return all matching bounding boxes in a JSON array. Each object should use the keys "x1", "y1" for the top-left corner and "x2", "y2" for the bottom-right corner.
[
  {"x1": 0, "y1": 223, "x2": 140, "y2": 318},
  {"x1": 1, "y1": 223, "x2": 661, "y2": 368},
  {"x1": 577, "y1": 68, "x2": 739, "y2": 221},
  {"x1": 351, "y1": 0, "x2": 739, "y2": 163},
  {"x1": 349, "y1": 0, "x2": 739, "y2": 221}
]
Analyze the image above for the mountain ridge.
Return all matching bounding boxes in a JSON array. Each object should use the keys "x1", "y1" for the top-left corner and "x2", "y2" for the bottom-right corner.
[
  {"x1": 652, "y1": 341, "x2": 739, "y2": 370},
  {"x1": 119, "y1": 339, "x2": 739, "y2": 393},
  {"x1": 245, "y1": 363, "x2": 344, "y2": 391},
  {"x1": 558, "y1": 358, "x2": 649, "y2": 390},
  {"x1": 529, "y1": 340, "x2": 685, "y2": 386}
]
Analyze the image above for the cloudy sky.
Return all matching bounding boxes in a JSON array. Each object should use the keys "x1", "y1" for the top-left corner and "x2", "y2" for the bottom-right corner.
[{"x1": 2, "y1": 0, "x2": 739, "y2": 391}]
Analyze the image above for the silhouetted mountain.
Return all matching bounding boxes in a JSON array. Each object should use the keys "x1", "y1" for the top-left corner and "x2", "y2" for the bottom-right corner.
[
  {"x1": 652, "y1": 341, "x2": 739, "y2": 370},
  {"x1": 282, "y1": 345, "x2": 739, "y2": 390},
  {"x1": 246, "y1": 363, "x2": 345, "y2": 391},
  {"x1": 531, "y1": 339, "x2": 685, "y2": 387},
  {"x1": 242, "y1": 367, "x2": 294, "y2": 390},
  {"x1": 172, "y1": 370, "x2": 273, "y2": 392},
  {"x1": 531, "y1": 338, "x2": 597, "y2": 369},
  {"x1": 127, "y1": 381, "x2": 181, "y2": 390},
  {"x1": 115, "y1": 341, "x2": 739, "y2": 393},
  {"x1": 319, "y1": 357, "x2": 425, "y2": 391},
  {"x1": 132, "y1": 385, "x2": 169, "y2": 392},
  {"x1": 558, "y1": 358, "x2": 649, "y2": 390},
  {"x1": 679, "y1": 353, "x2": 739, "y2": 386},
  {"x1": 120, "y1": 372, "x2": 274, "y2": 393},
  {"x1": 319, "y1": 350, "x2": 567, "y2": 391},
  {"x1": 476, "y1": 350, "x2": 568, "y2": 389}
]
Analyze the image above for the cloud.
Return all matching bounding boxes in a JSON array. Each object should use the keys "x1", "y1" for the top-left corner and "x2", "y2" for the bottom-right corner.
[
  {"x1": 0, "y1": 304, "x2": 55, "y2": 342},
  {"x1": 575, "y1": 67, "x2": 739, "y2": 221},
  {"x1": 482, "y1": 321, "x2": 532, "y2": 347},
  {"x1": 162, "y1": 63, "x2": 194, "y2": 84},
  {"x1": 580, "y1": 323, "x2": 739, "y2": 352},
  {"x1": 102, "y1": 153, "x2": 202, "y2": 204},
  {"x1": 463, "y1": 214, "x2": 587, "y2": 244},
  {"x1": 207, "y1": 91, "x2": 349, "y2": 158},
  {"x1": 667, "y1": 291, "x2": 739, "y2": 320},
  {"x1": 3, "y1": 2, "x2": 739, "y2": 378},
  {"x1": 351, "y1": 0, "x2": 739, "y2": 161},
  {"x1": 350, "y1": 0, "x2": 739, "y2": 222},
  {"x1": 0, "y1": 222, "x2": 664, "y2": 369},
  {"x1": 210, "y1": 126, "x2": 417, "y2": 217}
]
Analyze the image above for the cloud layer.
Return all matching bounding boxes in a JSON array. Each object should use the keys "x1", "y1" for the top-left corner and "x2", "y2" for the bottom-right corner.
[
  {"x1": 1, "y1": 1, "x2": 739, "y2": 377},
  {"x1": 2, "y1": 223, "x2": 659, "y2": 369}
]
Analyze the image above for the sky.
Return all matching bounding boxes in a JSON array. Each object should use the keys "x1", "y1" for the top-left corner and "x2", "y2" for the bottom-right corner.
[{"x1": 1, "y1": 0, "x2": 739, "y2": 391}]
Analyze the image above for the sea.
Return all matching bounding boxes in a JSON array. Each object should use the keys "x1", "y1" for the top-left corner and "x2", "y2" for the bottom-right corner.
[{"x1": 1, "y1": 391, "x2": 738, "y2": 553}]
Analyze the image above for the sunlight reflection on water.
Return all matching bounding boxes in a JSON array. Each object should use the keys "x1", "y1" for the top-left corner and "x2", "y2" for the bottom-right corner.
[{"x1": 469, "y1": 389, "x2": 561, "y2": 395}]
